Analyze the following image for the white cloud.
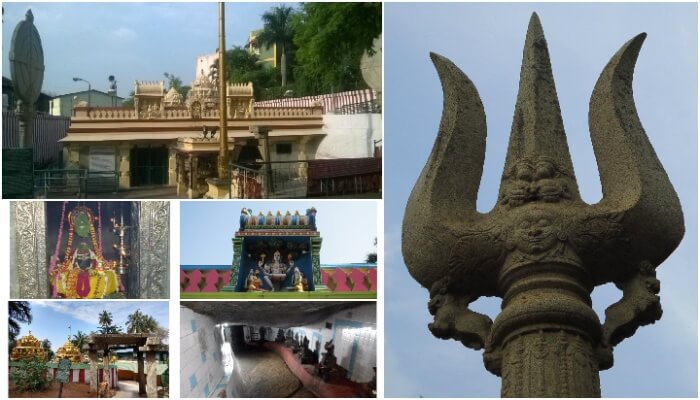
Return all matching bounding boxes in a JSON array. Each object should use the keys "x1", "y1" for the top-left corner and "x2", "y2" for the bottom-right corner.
[
  {"x1": 32, "y1": 301, "x2": 169, "y2": 330},
  {"x1": 110, "y1": 27, "x2": 137, "y2": 41}
]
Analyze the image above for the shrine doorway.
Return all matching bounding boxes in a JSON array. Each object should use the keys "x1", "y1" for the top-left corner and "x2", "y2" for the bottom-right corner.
[{"x1": 130, "y1": 145, "x2": 168, "y2": 186}]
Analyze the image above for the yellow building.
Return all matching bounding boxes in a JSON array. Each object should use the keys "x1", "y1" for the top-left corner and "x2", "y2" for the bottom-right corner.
[
  {"x1": 248, "y1": 30, "x2": 277, "y2": 68},
  {"x1": 10, "y1": 331, "x2": 45, "y2": 361},
  {"x1": 54, "y1": 336, "x2": 83, "y2": 363}
]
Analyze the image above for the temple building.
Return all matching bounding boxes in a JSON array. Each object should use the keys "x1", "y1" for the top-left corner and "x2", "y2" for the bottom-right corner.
[
  {"x1": 226, "y1": 207, "x2": 322, "y2": 292},
  {"x1": 59, "y1": 74, "x2": 379, "y2": 198},
  {"x1": 10, "y1": 331, "x2": 45, "y2": 361},
  {"x1": 54, "y1": 336, "x2": 84, "y2": 363},
  {"x1": 181, "y1": 302, "x2": 376, "y2": 398}
]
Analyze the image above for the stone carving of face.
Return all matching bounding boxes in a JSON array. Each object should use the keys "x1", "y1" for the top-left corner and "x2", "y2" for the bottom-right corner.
[
  {"x1": 500, "y1": 158, "x2": 571, "y2": 207},
  {"x1": 512, "y1": 215, "x2": 559, "y2": 254}
]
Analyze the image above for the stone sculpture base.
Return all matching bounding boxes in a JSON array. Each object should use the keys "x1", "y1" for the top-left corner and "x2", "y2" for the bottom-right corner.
[{"x1": 204, "y1": 177, "x2": 230, "y2": 199}]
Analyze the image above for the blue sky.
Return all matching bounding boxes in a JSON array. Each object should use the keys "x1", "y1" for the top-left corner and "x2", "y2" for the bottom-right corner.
[
  {"x1": 180, "y1": 201, "x2": 378, "y2": 265},
  {"x1": 13, "y1": 301, "x2": 170, "y2": 351},
  {"x1": 385, "y1": 3, "x2": 697, "y2": 397},
  {"x1": 2, "y1": 2, "x2": 297, "y2": 96}
]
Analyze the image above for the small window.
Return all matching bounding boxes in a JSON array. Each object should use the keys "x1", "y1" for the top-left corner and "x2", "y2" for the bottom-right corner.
[
  {"x1": 276, "y1": 143, "x2": 292, "y2": 154},
  {"x1": 325, "y1": 322, "x2": 332, "y2": 330}
]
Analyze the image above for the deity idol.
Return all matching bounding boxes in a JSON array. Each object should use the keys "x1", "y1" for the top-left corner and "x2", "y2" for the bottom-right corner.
[{"x1": 50, "y1": 204, "x2": 121, "y2": 299}]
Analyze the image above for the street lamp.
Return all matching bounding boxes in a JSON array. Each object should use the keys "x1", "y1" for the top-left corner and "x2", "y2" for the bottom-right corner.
[{"x1": 72, "y1": 76, "x2": 91, "y2": 107}]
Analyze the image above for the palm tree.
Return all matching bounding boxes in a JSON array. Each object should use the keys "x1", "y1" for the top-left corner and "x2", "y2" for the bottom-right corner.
[
  {"x1": 9, "y1": 301, "x2": 32, "y2": 342},
  {"x1": 256, "y1": 5, "x2": 295, "y2": 87},
  {"x1": 98, "y1": 310, "x2": 113, "y2": 327},
  {"x1": 72, "y1": 330, "x2": 89, "y2": 352},
  {"x1": 98, "y1": 310, "x2": 122, "y2": 334},
  {"x1": 126, "y1": 309, "x2": 159, "y2": 334}
]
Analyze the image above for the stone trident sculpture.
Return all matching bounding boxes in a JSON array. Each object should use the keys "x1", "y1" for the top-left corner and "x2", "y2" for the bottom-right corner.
[{"x1": 402, "y1": 13, "x2": 684, "y2": 398}]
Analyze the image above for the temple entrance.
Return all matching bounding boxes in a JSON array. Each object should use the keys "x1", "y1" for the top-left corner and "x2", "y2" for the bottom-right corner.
[
  {"x1": 234, "y1": 144, "x2": 263, "y2": 165},
  {"x1": 130, "y1": 146, "x2": 168, "y2": 187}
]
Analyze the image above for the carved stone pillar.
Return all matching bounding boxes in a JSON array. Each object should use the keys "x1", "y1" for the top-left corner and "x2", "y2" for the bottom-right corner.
[
  {"x1": 137, "y1": 349, "x2": 145, "y2": 395},
  {"x1": 103, "y1": 349, "x2": 111, "y2": 390},
  {"x1": 88, "y1": 348, "x2": 98, "y2": 393},
  {"x1": 131, "y1": 201, "x2": 170, "y2": 299},
  {"x1": 252, "y1": 126, "x2": 273, "y2": 196},
  {"x1": 402, "y1": 13, "x2": 684, "y2": 398},
  {"x1": 145, "y1": 351, "x2": 157, "y2": 398},
  {"x1": 10, "y1": 201, "x2": 48, "y2": 298},
  {"x1": 188, "y1": 155, "x2": 198, "y2": 199}
]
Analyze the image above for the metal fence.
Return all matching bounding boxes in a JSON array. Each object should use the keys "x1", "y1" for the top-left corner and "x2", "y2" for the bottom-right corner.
[
  {"x1": 33, "y1": 169, "x2": 119, "y2": 198},
  {"x1": 230, "y1": 161, "x2": 308, "y2": 199},
  {"x1": 2, "y1": 111, "x2": 70, "y2": 166}
]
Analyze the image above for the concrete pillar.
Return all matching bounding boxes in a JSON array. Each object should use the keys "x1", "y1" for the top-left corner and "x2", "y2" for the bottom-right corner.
[
  {"x1": 88, "y1": 349, "x2": 98, "y2": 393},
  {"x1": 137, "y1": 349, "x2": 146, "y2": 395},
  {"x1": 296, "y1": 137, "x2": 310, "y2": 179},
  {"x1": 168, "y1": 146, "x2": 177, "y2": 186},
  {"x1": 117, "y1": 143, "x2": 131, "y2": 189},
  {"x1": 252, "y1": 126, "x2": 273, "y2": 196},
  {"x1": 146, "y1": 351, "x2": 158, "y2": 398},
  {"x1": 187, "y1": 155, "x2": 198, "y2": 199},
  {"x1": 66, "y1": 143, "x2": 81, "y2": 169}
]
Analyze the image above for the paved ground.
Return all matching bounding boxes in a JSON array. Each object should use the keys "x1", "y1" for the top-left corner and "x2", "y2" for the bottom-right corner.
[
  {"x1": 231, "y1": 346, "x2": 306, "y2": 397},
  {"x1": 114, "y1": 380, "x2": 140, "y2": 398}
]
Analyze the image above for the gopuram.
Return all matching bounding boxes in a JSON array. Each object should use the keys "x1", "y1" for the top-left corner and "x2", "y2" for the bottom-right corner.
[
  {"x1": 402, "y1": 13, "x2": 684, "y2": 398},
  {"x1": 226, "y1": 207, "x2": 322, "y2": 292}
]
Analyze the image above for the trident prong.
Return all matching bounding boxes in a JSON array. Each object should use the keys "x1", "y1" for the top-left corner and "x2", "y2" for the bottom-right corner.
[{"x1": 402, "y1": 12, "x2": 684, "y2": 398}]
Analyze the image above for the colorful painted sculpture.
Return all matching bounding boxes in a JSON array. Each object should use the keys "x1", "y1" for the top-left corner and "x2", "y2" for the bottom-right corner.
[{"x1": 49, "y1": 204, "x2": 121, "y2": 299}]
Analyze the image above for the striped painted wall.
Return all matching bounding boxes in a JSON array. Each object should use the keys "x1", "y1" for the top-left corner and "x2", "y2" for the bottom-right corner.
[
  {"x1": 2, "y1": 111, "x2": 70, "y2": 165},
  {"x1": 254, "y1": 89, "x2": 377, "y2": 114}
]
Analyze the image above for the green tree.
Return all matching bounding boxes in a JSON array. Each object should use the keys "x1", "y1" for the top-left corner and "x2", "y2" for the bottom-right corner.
[
  {"x1": 365, "y1": 237, "x2": 378, "y2": 263},
  {"x1": 71, "y1": 330, "x2": 89, "y2": 353},
  {"x1": 293, "y1": 2, "x2": 381, "y2": 95},
  {"x1": 223, "y1": 46, "x2": 280, "y2": 99},
  {"x1": 126, "y1": 309, "x2": 168, "y2": 339},
  {"x1": 122, "y1": 90, "x2": 135, "y2": 108},
  {"x1": 126, "y1": 309, "x2": 160, "y2": 334},
  {"x1": 97, "y1": 310, "x2": 122, "y2": 334},
  {"x1": 255, "y1": 5, "x2": 296, "y2": 87},
  {"x1": 9, "y1": 301, "x2": 32, "y2": 343},
  {"x1": 40, "y1": 339, "x2": 53, "y2": 361},
  {"x1": 10, "y1": 357, "x2": 50, "y2": 393},
  {"x1": 164, "y1": 72, "x2": 191, "y2": 100}
]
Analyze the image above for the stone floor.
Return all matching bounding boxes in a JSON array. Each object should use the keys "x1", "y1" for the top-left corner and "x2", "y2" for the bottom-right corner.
[
  {"x1": 114, "y1": 380, "x2": 140, "y2": 398},
  {"x1": 231, "y1": 346, "x2": 308, "y2": 397}
]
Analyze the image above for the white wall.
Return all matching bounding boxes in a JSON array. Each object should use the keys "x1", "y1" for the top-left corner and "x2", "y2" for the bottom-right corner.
[
  {"x1": 315, "y1": 114, "x2": 382, "y2": 159},
  {"x1": 286, "y1": 303, "x2": 377, "y2": 383},
  {"x1": 180, "y1": 306, "x2": 228, "y2": 398}
]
